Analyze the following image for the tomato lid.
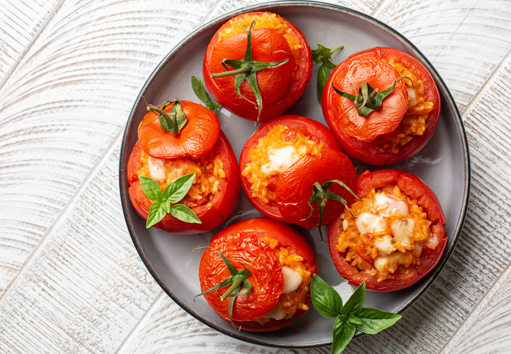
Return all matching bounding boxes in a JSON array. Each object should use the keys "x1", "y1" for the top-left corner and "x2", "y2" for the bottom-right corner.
[
  {"x1": 138, "y1": 100, "x2": 220, "y2": 159},
  {"x1": 328, "y1": 53, "x2": 408, "y2": 141}
]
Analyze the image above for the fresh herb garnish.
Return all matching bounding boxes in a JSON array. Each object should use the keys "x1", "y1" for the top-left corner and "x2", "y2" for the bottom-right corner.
[
  {"x1": 211, "y1": 21, "x2": 290, "y2": 125},
  {"x1": 139, "y1": 173, "x2": 201, "y2": 228},
  {"x1": 194, "y1": 247, "x2": 253, "y2": 329},
  {"x1": 144, "y1": 99, "x2": 187, "y2": 134},
  {"x1": 312, "y1": 43, "x2": 344, "y2": 103},
  {"x1": 311, "y1": 275, "x2": 401, "y2": 353},
  {"x1": 332, "y1": 76, "x2": 412, "y2": 117},
  {"x1": 191, "y1": 76, "x2": 222, "y2": 112},
  {"x1": 301, "y1": 179, "x2": 359, "y2": 241}
]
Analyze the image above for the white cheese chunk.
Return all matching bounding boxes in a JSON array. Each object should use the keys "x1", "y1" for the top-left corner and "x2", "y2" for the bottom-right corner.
[
  {"x1": 374, "y1": 236, "x2": 394, "y2": 255},
  {"x1": 374, "y1": 193, "x2": 409, "y2": 217},
  {"x1": 356, "y1": 212, "x2": 387, "y2": 235},
  {"x1": 391, "y1": 218, "x2": 415, "y2": 246},
  {"x1": 147, "y1": 156, "x2": 167, "y2": 181},
  {"x1": 374, "y1": 252, "x2": 412, "y2": 274},
  {"x1": 282, "y1": 266, "x2": 302, "y2": 295},
  {"x1": 262, "y1": 306, "x2": 287, "y2": 320},
  {"x1": 260, "y1": 146, "x2": 299, "y2": 175},
  {"x1": 408, "y1": 87, "x2": 418, "y2": 110}
]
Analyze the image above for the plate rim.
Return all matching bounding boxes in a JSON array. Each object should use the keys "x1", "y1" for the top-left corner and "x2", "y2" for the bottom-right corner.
[{"x1": 119, "y1": 0, "x2": 471, "y2": 348}]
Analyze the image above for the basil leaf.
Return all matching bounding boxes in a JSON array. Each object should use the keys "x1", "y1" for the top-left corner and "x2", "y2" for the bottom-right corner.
[
  {"x1": 317, "y1": 63, "x2": 329, "y2": 103},
  {"x1": 191, "y1": 76, "x2": 222, "y2": 112},
  {"x1": 332, "y1": 316, "x2": 356, "y2": 354},
  {"x1": 354, "y1": 308, "x2": 402, "y2": 334},
  {"x1": 347, "y1": 314, "x2": 362, "y2": 325},
  {"x1": 161, "y1": 201, "x2": 171, "y2": 214},
  {"x1": 169, "y1": 204, "x2": 201, "y2": 224},
  {"x1": 311, "y1": 274, "x2": 343, "y2": 318},
  {"x1": 163, "y1": 173, "x2": 196, "y2": 203},
  {"x1": 139, "y1": 176, "x2": 162, "y2": 201},
  {"x1": 341, "y1": 281, "x2": 366, "y2": 315},
  {"x1": 146, "y1": 201, "x2": 167, "y2": 228}
]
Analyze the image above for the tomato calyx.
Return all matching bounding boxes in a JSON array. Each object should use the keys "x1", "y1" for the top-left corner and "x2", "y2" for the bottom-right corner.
[
  {"x1": 194, "y1": 246, "x2": 253, "y2": 329},
  {"x1": 312, "y1": 43, "x2": 343, "y2": 103},
  {"x1": 332, "y1": 76, "x2": 412, "y2": 118},
  {"x1": 211, "y1": 21, "x2": 290, "y2": 125},
  {"x1": 142, "y1": 98, "x2": 187, "y2": 135},
  {"x1": 301, "y1": 179, "x2": 359, "y2": 241}
]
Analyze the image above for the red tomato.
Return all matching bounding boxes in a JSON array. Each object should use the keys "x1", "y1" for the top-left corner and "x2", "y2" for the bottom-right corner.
[
  {"x1": 239, "y1": 115, "x2": 357, "y2": 228},
  {"x1": 328, "y1": 169, "x2": 447, "y2": 291},
  {"x1": 323, "y1": 47, "x2": 441, "y2": 165},
  {"x1": 203, "y1": 12, "x2": 312, "y2": 123},
  {"x1": 138, "y1": 100, "x2": 220, "y2": 159},
  {"x1": 198, "y1": 218, "x2": 318, "y2": 331},
  {"x1": 128, "y1": 131, "x2": 240, "y2": 234}
]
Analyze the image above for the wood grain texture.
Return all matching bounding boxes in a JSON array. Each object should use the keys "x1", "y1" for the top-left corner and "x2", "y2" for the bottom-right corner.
[
  {"x1": 0, "y1": 0, "x2": 217, "y2": 294},
  {"x1": 0, "y1": 0, "x2": 60, "y2": 84},
  {"x1": 0, "y1": 144, "x2": 162, "y2": 353},
  {"x1": 439, "y1": 56, "x2": 511, "y2": 354},
  {"x1": 375, "y1": 0, "x2": 511, "y2": 112}
]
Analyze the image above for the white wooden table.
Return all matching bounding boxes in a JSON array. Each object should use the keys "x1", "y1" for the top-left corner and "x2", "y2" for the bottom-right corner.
[{"x1": 1, "y1": 0, "x2": 511, "y2": 352}]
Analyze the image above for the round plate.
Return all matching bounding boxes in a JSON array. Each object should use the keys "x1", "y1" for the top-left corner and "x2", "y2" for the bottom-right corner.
[{"x1": 119, "y1": 1, "x2": 470, "y2": 348}]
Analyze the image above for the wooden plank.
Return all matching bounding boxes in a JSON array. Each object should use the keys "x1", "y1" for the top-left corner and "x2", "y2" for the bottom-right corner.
[
  {"x1": 0, "y1": 0, "x2": 60, "y2": 84},
  {"x1": 0, "y1": 0, "x2": 217, "y2": 294}
]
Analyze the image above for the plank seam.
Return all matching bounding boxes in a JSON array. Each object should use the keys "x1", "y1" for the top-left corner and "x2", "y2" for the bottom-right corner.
[
  {"x1": 371, "y1": 0, "x2": 390, "y2": 17},
  {"x1": 0, "y1": 0, "x2": 66, "y2": 92},
  {"x1": 0, "y1": 129, "x2": 124, "y2": 304},
  {"x1": 115, "y1": 291, "x2": 166, "y2": 354},
  {"x1": 201, "y1": 0, "x2": 224, "y2": 25},
  {"x1": 440, "y1": 260, "x2": 511, "y2": 353},
  {"x1": 461, "y1": 47, "x2": 511, "y2": 119}
]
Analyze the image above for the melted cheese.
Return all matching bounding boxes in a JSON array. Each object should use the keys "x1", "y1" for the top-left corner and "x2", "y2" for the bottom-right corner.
[
  {"x1": 147, "y1": 156, "x2": 167, "y2": 181},
  {"x1": 408, "y1": 87, "x2": 418, "y2": 110},
  {"x1": 282, "y1": 266, "x2": 302, "y2": 295},
  {"x1": 356, "y1": 212, "x2": 387, "y2": 235},
  {"x1": 260, "y1": 146, "x2": 299, "y2": 175},
  {"x1": 374, "y1": 193, "x2": 409, "y2": 217},
  {"x1": 374, "y1": 252, "x2": 413, "y2": 274},
  {"x1": 374, "y1": 236, "x2": 394, "y2": 255},
  {"x1": 391, "y1": 218, "x2": 415, "y2": 246},
  {"x1": 262, "y1": 306, "x2": 286, "y2": 320}
]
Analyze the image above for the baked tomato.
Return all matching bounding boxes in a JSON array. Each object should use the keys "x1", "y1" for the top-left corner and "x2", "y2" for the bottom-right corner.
[
  {"x1": 240, "y1": 115, "x2": 357, "y2": 229},
  {"x1": 203, "y1": 12, "x2": 312, "y2": 124},
  {"x1": 138, "y1": 99, "x2": 220, "y2": 159},
  {"x1": 323, "y1": 47, "x2": 441, "y2": 165},
  {"x1": 197, "y1": 217, "x2": 318, "y2": 331},
  {"x1": 127, "y1": 131, "x2": 240, "y2": 234},
  {"x1": 328, "y1": 169, "x2": 447, "y2": 291}
]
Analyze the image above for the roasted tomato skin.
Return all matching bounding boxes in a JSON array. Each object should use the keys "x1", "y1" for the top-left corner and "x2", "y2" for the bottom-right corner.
[
  {"x1": 328, "y1": 169, "x2": 447, "y2": 291},
  {"x1": 138, "y1": 100, "x2": 220, "y2": 160},
  {"x1": 239, "y1": 115, "x2": 344, "y2": 223},
  {"x1": 128, "y1": 131, "x2": 240, "y2": 234},
  {"x1": 199, "y1": 218, "x2": 318, "y2": 331},
  {"x1": 323, "y1": 47, "x2": 441, "y2": 165},
  {"x1": 203, "y1": 12, "x2": 312, "y2": 123}
]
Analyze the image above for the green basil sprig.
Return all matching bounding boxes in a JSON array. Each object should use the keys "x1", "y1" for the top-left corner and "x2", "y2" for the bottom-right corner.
[
  {"x1": 211, "y1": 21, "x2": 290, "y2": 125},
  {"x1": 139, "y1": 173, "x2": 201, "y2": 228},
  {"x1": 312, "y1": 43, "x2": 344, "y2": 103},
  {"x1": 301, "y1": 179, "x2": 359, "y2": 241},
  {"x1": 191, "y1": 76, "x2": 222, "y2": 112},
  {"x1": 311, "y1": 275, "x2": 401, "y2": 353}
]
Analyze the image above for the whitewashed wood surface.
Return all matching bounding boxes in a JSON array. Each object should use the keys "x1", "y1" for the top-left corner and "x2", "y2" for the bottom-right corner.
[{"x1": 1, "y1": 0, "x2": 511, "y2": 353}]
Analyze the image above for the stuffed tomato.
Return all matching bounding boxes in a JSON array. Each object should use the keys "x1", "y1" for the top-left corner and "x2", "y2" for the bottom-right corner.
[
  {"x1": 197, "y1": 218, "x2": 317, "y2": 331},
  {"x1": 328, "y1": 169, "x2": 447, "y2": 291},
  {"x1": 239, "y1": 115, "x2": 357, "y2": 229},
  {"x1": 323, "y1": 47, "x2": 441, "y2": 165},
  {"x1": 127, "y1": 100, "x2": 240, "y2": 234},
  {"x1": 203, "y1": 12, "x2": 312, "y2": 124}
]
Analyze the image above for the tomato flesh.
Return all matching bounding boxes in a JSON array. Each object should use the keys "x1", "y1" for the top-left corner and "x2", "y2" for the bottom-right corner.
[
  {"x1": 199, "y1": 218, "x2": 318, "y2": 331},
  {"x1": 328, "y1": 169, "x2": 447, "y2": 291},
  {"x1": 203, "y1": 12, "x2": 312, "y2": 122},
  {"x1": 128, "y1": 131, "x2": 240, "y2": 234}
]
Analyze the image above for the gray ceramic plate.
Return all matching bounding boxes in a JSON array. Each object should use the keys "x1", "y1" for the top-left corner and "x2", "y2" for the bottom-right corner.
[{"x1": 119, "y1": 1, "x2": 470, "y2": 348}]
